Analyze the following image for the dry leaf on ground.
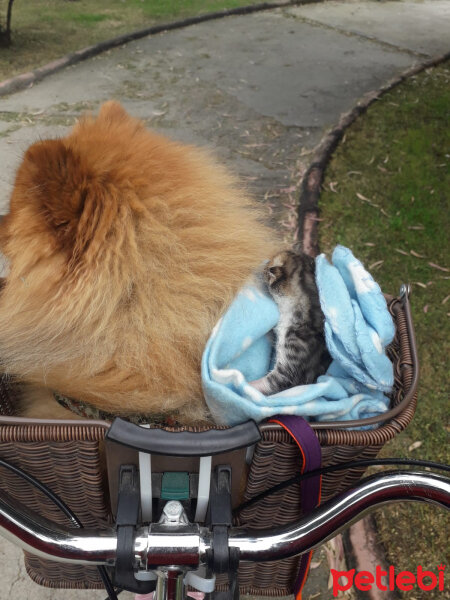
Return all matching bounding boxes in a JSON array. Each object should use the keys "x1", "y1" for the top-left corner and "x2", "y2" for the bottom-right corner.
[
  {"x1": 356, "y1": 192, "x2": 373, "y2": 203},
  {"x1": 408, "y1": 441, "x2": 423, "y2": 452},
  {"x1": 369, "y1": 260, "x2": 383, "y2": 270},
  {"x1": 429, "y1": 262, "x2": 449, "y2": 272}
]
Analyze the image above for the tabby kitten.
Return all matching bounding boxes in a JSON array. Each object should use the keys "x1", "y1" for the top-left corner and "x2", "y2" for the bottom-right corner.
[{"x1": 251, "y1": 250, "x2": 331, "y2": 395}]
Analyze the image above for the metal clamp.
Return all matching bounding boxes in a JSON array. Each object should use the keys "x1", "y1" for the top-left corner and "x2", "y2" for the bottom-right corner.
[
  {"x1": 399, "y1": 283, "x2": 411, "y2": 299},
  {"x1": 113, "y1": 465, "x2": 155, "y2": 594}
]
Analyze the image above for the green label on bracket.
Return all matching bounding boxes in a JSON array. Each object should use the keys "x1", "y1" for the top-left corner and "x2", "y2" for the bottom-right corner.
[{"x1": 161, "y1": 472, "x2": 190, "y2": 500}]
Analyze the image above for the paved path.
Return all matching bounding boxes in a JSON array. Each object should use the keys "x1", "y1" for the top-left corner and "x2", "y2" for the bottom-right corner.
[
  {"x1": 0, "y1": 1, "x2": 448, "y2": 598},
  {"x1": 1, "y1": 1, "x2": 449, "y2": 230}
]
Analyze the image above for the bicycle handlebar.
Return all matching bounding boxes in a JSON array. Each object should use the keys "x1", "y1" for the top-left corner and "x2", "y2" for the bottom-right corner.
[
  {"x1": 0, "y1": 470, "x2": 448, "y2": 569},
  {"x1": 229, "y1": 470, "x2": 450, "y2": 562}
]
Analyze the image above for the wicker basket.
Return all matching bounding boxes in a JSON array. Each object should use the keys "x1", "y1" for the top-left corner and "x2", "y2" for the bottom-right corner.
[{"x1": 0, "y1": 292, "x2": 418, "y2": 594}]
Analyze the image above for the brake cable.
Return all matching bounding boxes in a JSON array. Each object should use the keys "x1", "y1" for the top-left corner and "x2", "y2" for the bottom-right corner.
[
  {"x1": 0, "y1": 458, "x2": 121, "y2": 600},
  {"x1": 233, "y1": 457, "x2": 450, "y2": 515}
]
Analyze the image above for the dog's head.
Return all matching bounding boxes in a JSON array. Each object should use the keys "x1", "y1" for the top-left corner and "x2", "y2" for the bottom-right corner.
[{"x1": 0, "y1": 102, "x2": 145, "y2": 279}]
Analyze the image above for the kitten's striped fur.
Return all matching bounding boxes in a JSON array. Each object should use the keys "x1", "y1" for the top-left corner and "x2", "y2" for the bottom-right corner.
[{"x1": 251, "y1": 250, "x2": 331, "y2": 395}]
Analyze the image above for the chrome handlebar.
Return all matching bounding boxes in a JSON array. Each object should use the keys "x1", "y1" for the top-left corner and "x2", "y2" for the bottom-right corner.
[
  {"x1": 229, "y1": 470, "x2": 450, "y2": 562},
  {"x1": 0, "y1": 470, "x2": 448, "y2": 568}
]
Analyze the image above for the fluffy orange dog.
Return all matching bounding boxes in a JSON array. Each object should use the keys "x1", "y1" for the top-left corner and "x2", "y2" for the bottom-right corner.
[{"x1": 0, "y1": 101, "x2": 276, "y2": 423}]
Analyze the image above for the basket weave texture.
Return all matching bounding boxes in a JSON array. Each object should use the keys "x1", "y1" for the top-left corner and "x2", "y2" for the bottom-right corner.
[{"x1": 0, "y1": 296, "x2": 417, "y2": 594}]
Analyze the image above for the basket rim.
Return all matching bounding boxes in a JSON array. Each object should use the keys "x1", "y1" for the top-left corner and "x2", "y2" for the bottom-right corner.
[{"x1": 0, "y1": 292, "x2": 417, "y2": 447}]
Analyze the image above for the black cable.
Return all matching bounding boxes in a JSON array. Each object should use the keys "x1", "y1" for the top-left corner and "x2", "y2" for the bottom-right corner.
[
  {"x1": 108, "y1": 586, "x2": 122, "y2": 599},
  {"x1": 233, "y1": 458, "x2": 450, "y2": 515},
  {"x1": 0, "y1": 458, "x2": 120, "y2": 600}
]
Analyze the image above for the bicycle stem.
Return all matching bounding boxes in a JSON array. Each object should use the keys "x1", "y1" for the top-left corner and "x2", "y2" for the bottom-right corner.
[{"x1": 0, "y1": 471, "x2": 448, "y2": 569}]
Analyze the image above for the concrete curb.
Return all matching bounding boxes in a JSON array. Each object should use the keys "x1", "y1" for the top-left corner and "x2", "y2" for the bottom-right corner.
[
  {"x1": 344, "y1": 518, "x2": 399, "y2": 600},
  {"x1": 298, "y1": 50, "x2": 450, "y2": 256},
  {"x1": 0, "y1": 0, "x2": 324, "y2": 98}
]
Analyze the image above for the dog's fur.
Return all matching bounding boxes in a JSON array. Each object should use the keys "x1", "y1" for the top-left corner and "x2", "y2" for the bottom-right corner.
[{"x1": 0, "y1": 101, "x2": 276, "y2": 423}]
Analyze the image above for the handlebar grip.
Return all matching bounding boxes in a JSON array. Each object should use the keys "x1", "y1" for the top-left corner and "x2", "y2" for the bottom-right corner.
[{"x1": 106, "y1": 418, "x2": 261, "y2": 456}]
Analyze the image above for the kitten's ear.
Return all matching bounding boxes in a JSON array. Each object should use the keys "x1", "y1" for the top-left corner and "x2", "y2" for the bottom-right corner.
[
  {"x1": 291, "y1": 241, "x2": 316, "y2": 263},
  {"x1": 303, "y1": 252, "x2": 316, "y2": 274},
  {"x1": 268, "y1": 265, "x2": 285, "y2": 285},
  {"x1": 292, "y1": 240, "x2": 303, "y2": 254}
]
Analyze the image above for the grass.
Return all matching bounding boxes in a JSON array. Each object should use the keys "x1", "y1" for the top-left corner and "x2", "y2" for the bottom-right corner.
[
  {"x1": 0, "y1": 0, "x2": 264, "y2": 81},
  {"x1": 319, "y1": 62, "x2": 449, "y2": 597}
]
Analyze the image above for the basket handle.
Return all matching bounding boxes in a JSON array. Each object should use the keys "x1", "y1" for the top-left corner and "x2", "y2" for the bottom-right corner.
[{"x1": 106, "y1": 418, "x2": 261, "y2": 456}]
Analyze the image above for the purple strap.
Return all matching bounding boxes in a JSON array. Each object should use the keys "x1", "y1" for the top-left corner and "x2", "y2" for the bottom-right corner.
[{"x1": 269, "y1": 415, "x2": 322, "y2": 599}]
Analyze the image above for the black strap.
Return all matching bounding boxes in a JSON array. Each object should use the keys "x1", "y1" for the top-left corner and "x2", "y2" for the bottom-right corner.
[
  {"x1": 206, "y1": 466, "x2": 240, "y2": 600},
  {"x1": 113, "y1": 465, "x2": 156, "y2": 594}
]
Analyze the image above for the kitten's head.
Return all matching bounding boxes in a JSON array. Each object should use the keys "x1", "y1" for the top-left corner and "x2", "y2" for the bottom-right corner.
[{"x1": 264, "y1": 249, "x2": 316, "y2": 299}]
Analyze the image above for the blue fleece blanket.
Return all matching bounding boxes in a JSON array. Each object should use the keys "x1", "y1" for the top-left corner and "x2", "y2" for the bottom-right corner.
[{"x1": 201, "y1": 246, "x2": 395, "y2": 427}]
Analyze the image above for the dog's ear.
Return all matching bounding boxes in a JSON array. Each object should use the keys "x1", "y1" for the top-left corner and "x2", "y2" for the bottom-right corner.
[
  {"x1": 0, "y1": 214, "x2": 11, "y2": 252},
  {"x1": 16, "y1": 139, "x2": 113, "y2": 261},
  {"x1": 98, "y1": 100, "x2": 129, "y2": 123}
]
